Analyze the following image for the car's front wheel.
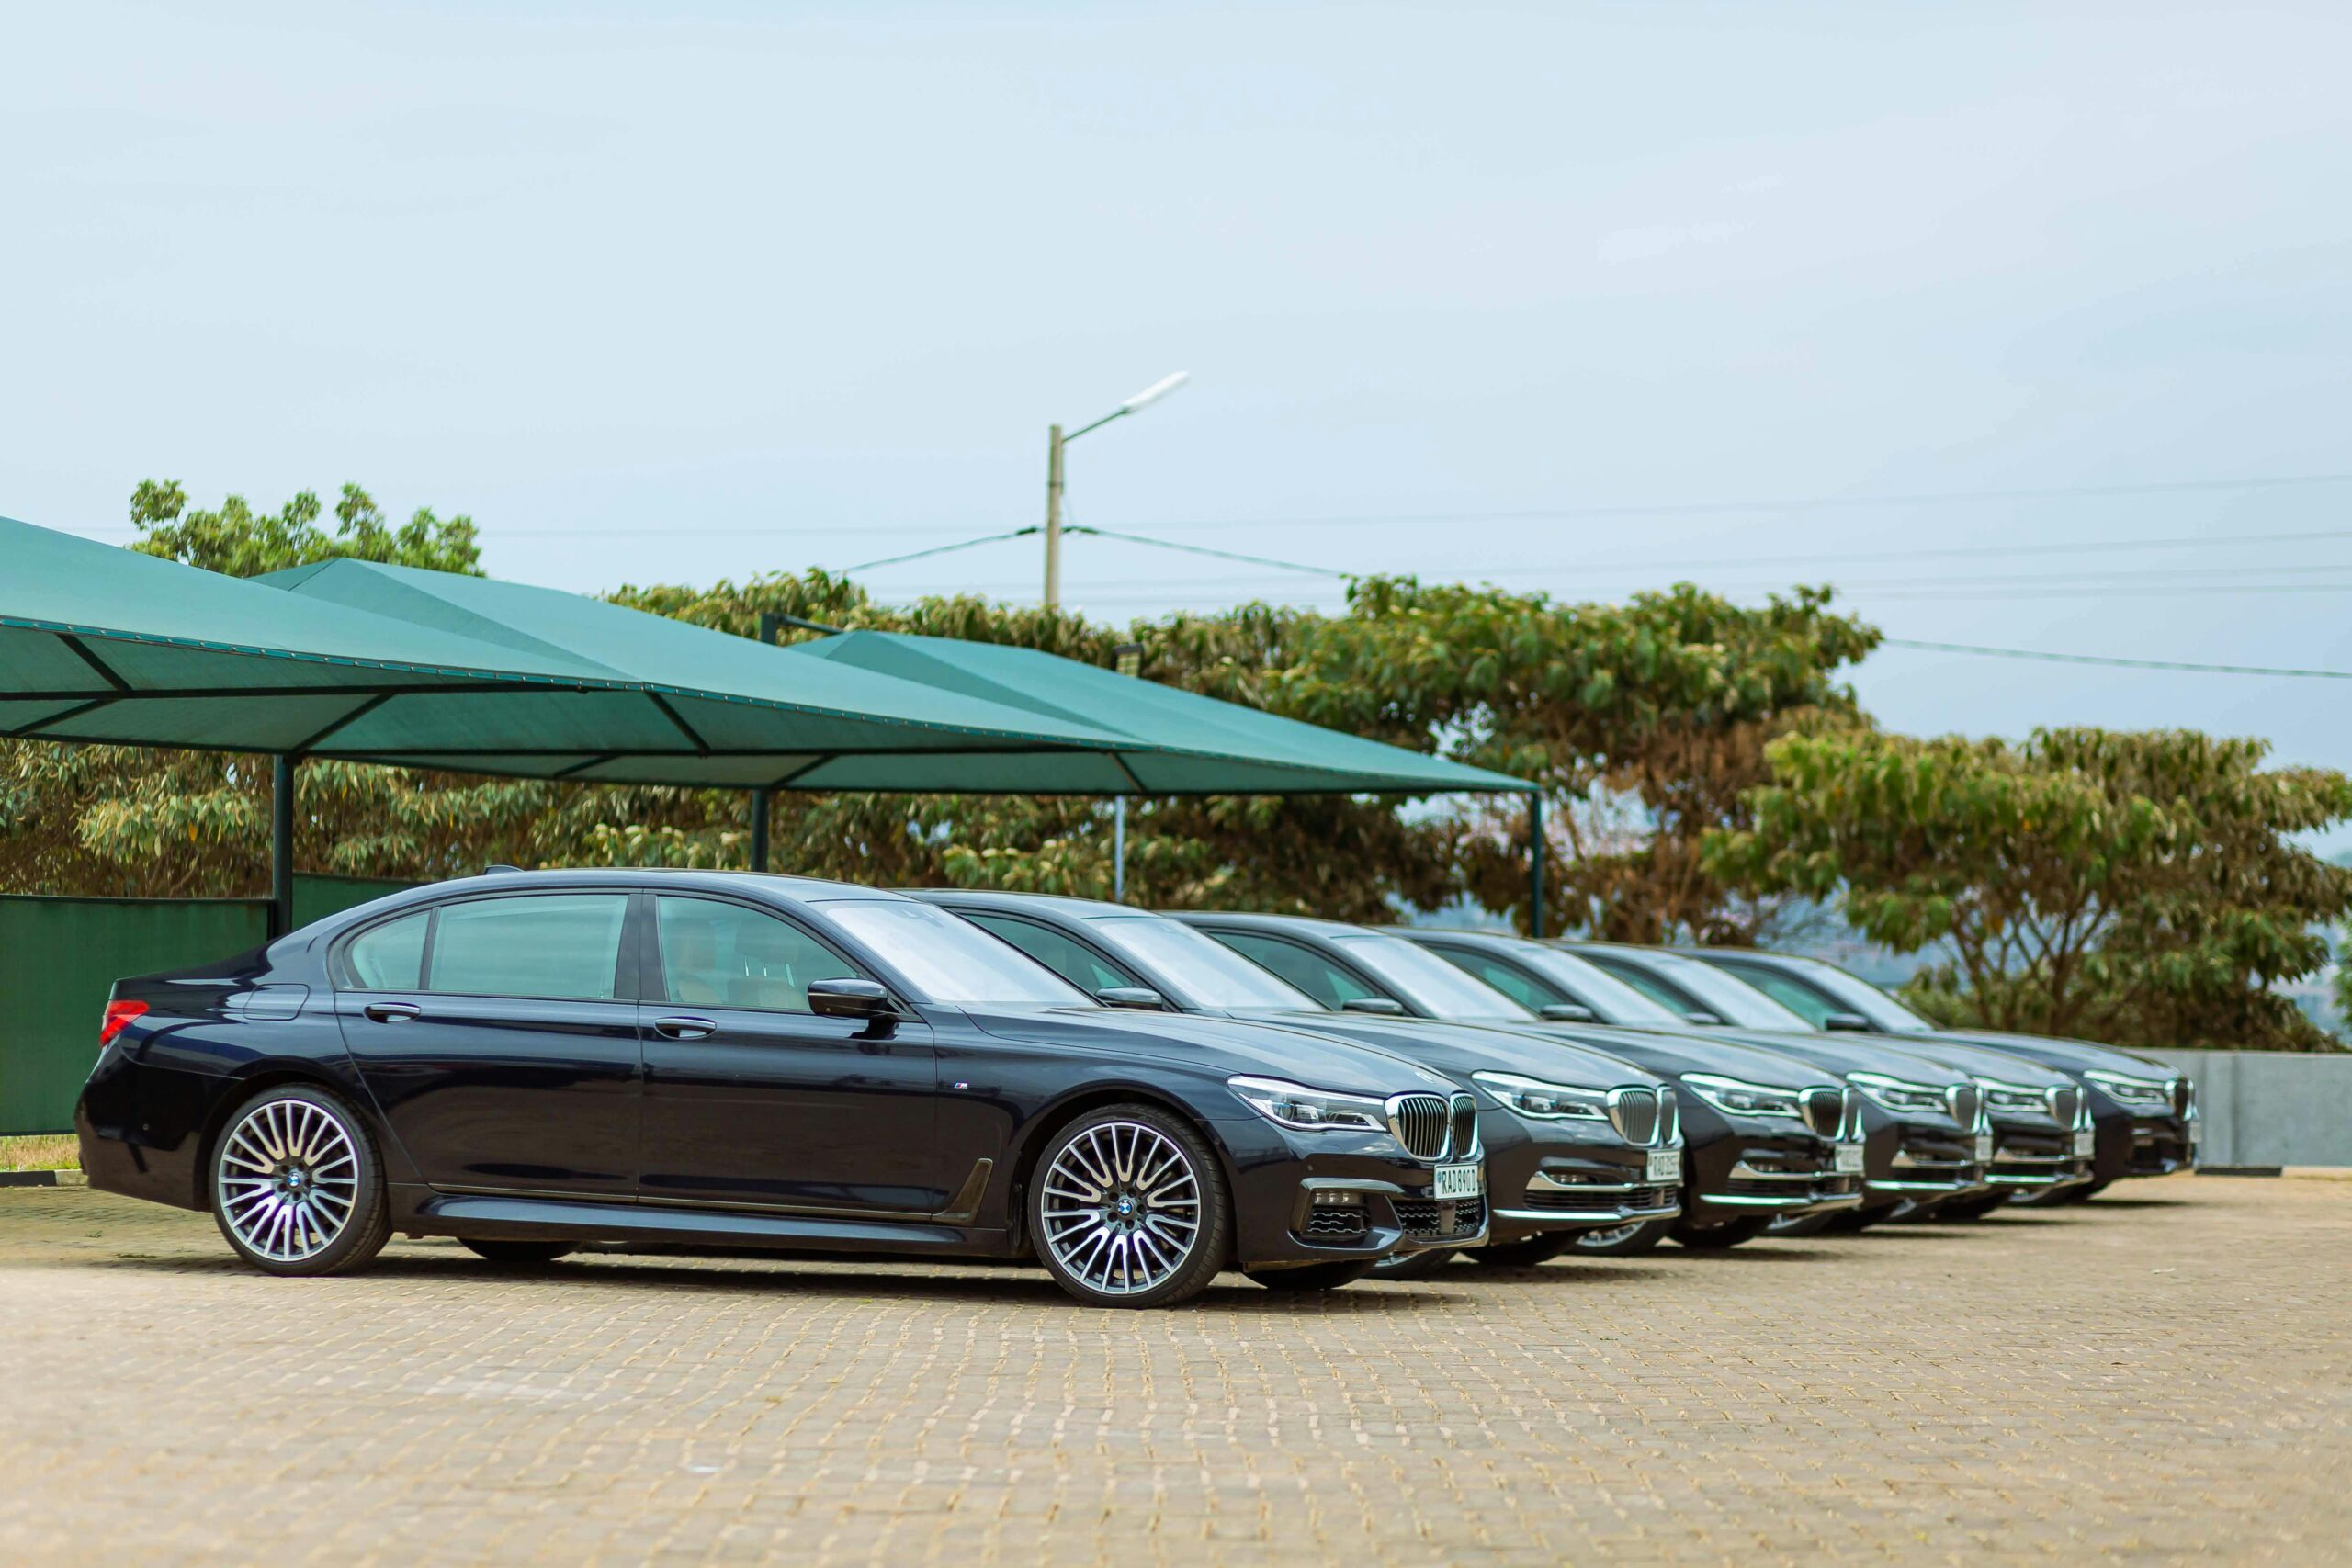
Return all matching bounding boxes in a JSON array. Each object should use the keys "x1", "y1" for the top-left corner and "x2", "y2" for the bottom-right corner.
[
  {"x1": 460, "y1": 1239, "x2": 577, "y2": 1265},
  {"x1": 1569, "y1": 1217, "x2": 1672, "y2": 1257},
  {"x1": 1370, "y1": 1247, "x2": 1454, "y2": 1280},
  {"x1": 210, "y1": 1084, "x2": 390, "y2": 1277},
  {"x1": 1671, "y1": 1214, "x2": 1770, "y2": 1249},
  {"x1": 1469, "y1": 1234, "x2": 1573, "y2": 1269},
  {"x1": 1029, "y1": 1104, "x2": 1230, "y2": 1308}
]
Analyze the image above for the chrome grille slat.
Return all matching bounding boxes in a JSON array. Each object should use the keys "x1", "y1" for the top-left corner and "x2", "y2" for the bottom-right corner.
[
  {"x1": 1947, "y1": 1084, "x2": 1981, "y2": 1128},
  {"x1": 1385, "y1": 1093, "x2": 1451, "y2": 1161},
  {"x1": 1607, "y1": 1088, "x2": 1659, "y2": 1145},
  {"x1": 1800, "y1": 1087, "x2": 1844, "y2": 1138},
  {"x1": 1449, "y1": 1093, "x2": 1480, "y2": 1160},
  {"x1": 1657, "y1": 1087, "x2": 1679, "y2": 1146}
]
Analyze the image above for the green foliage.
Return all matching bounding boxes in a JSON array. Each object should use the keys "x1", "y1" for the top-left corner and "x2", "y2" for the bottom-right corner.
[
  {"x1": 1707, "y1": 727, "x2": 2352, "y2": 1051},
  {"x1": 129, "y1": 479, "x2": 482, "y2": 578}
]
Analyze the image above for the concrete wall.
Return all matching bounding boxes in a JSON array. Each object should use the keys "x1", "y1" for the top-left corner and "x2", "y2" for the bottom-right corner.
[{"x1": 2141, "y1": 1050, "x2": 2352, "y2": 1168}]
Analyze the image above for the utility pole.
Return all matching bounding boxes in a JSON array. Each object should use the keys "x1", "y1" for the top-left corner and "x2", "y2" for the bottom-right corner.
[{"x1": 1041, "y1": 372, "x2": 1187, "y2": 611}]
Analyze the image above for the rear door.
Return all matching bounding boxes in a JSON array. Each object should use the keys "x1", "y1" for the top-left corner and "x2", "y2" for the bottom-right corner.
[
  {"x1": 636, "y1": 894, "x2": 946, "y2": 1216},
  {"x1": 334, "y1": 891, "x2": 642, "y2": 1197}
]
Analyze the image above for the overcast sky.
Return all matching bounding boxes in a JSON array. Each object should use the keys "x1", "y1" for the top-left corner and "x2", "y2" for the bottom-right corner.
[{"x1": 6, "y1": 1, "x2": 2350, "y2": 818}]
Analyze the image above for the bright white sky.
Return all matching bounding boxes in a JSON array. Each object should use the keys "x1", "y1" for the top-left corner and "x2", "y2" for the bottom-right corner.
[{"x1": 6, "y1": 2, "x2": 2350, "y2": 822}]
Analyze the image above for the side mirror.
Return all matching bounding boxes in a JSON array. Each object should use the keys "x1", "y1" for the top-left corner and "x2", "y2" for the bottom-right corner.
[
  {"x1": 1094, "y1": 987, "x2": 1168, "y2": 1011},
  {"x1": 1683, "y1": 1010, "x2": 1724, "y2": 1026},
  {"x1": 1539, "y1": 1003, "x2": 1597, "y2": 1023},
  {"x1": 1823, "y1": 1012, "x2": 1873, "y2": 1032},
  {"x1": 1340, "y1": 997, "x2": 1407, "y2": 1015},
  {"x1": 808, "y1": 977, "x2": 899, "y2": 1021}
]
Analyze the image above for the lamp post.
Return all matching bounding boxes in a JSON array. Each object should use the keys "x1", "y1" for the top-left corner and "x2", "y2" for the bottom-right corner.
[{"x1": 1043, "y1": 372, "x2": 1188, "y2": 608}]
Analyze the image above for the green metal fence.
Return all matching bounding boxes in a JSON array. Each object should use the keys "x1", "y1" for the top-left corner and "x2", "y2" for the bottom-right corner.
[{"x1": 0, "y1": 876, "x2": 413, "y2": 1135}]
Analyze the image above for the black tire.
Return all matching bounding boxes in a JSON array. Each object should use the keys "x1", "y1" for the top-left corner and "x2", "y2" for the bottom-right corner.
[
  {"x1": 1935, "y1": 1193, "x2": 2010, "y2": 1223},
  {"x1": 1026, "y1": 1102, "x2": 1231, "y2": 1308},
  {"x1": 1570, "y1": 1217, "x2": 1672, "y2": 1257},
  {"x1": 460, "y1": 1239, "x2": 577, "y2": 1264},
  {"x1": 1826, "y1": 1203, "x2": 1900, "y2": 1233},
  {"x1": 1244, "y1": 1260, "x2": 1375, "y2": 1292},
  {"x1": 1370, "y1": 1247, "x2": 1455, "y2": 1280},
  {"x1": 1767, "y1": 1210, "x2": 1838, "y2": 1238},
  {"x1": 209, "y1": 1083, "x2": 391, "y2": 1277},
  {"x1": 1671, "y1": 1214, "x2": 1771, "y2": 1250},
  {"x1": 1470, "y1": 1234, "x2": 1574, "y2": 1269}
]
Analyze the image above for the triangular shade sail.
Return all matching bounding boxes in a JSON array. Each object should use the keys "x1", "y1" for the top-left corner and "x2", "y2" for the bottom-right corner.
[
  {"x1": 258, "y1": 558, "x2": 1124, "y2": 784},
  {"x1": 783, "y1": 629, "x2": 1532, "y2": 796}
]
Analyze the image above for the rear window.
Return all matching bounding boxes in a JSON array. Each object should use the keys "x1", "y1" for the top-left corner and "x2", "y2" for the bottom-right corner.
[
  {"x1": 343, "y1": 910, "x2": 428, "y2": 990},
  {"x1": 424, "y1": 895, "x2": 630, "y2": 1000}
]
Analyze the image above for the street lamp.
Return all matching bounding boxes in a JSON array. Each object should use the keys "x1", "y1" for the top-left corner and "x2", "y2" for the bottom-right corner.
[{"x1": 1044, "y1": 371, "x2": 1189, "y2": 608}]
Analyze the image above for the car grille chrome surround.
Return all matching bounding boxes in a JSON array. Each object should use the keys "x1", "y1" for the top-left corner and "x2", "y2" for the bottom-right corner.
[
  {"x1": 1657, "y1": 1087, "x2": 1679, "y2": 1146},
  {"x1": 1606, "y1": 1087, "x2": 1660, "y2": 1145},
  {"x1": 1947, "y1": 1084, "x2": 1981, "y2": 1129},
  {"x1": 1385, "y1": 1093, "x2": 1452, "y2": 1160},
  {"x1": 2170, "y1": 1077, "x2": 2195, "y2": 1120},
  {"x1": 2049, "y1": 1086, "x2": 2082, "y2": 1126},
  {"x1": 1449, "y1": 1092, "x2": 1480, "y2": 1160},
  {"x1": 1800, "y1": 1087, "x2": 1845, "y2": 1138}
]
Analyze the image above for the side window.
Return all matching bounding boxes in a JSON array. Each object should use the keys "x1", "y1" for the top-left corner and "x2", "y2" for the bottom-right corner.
[
  {"x1": 1586, "y1": 955, "x2": 1700, "y2": 1015},
  {"x1": 1208, "y1": 931, "x2": 1381, "y2": 1010},
  {"x1": 1715, "y1": 963, "x2": 1838, "y2": 1027},
  {"x1": 1435, "y1": 949, "x2": 1560, "y2": 1011},
  {"x1": 342, "y1": 910, "x2": 429, "y2": 990},
  {"x1": 963, "y1": 914, "x2": 1136, "y2": 995},
  {"x1": 655, "y1": 897, "x2": 861, "y2": 1013},
  {"x1": 425, "y1": 895, "x2": 630, "y2": 1000}
]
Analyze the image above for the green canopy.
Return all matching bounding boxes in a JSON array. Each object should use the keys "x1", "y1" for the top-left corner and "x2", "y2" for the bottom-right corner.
[
  {"x1": 257, "y1": 558, "x2": 1124, "y2": 785},
  {"x1": 783, "y1": 629, "x2": 1532, "y2": 797}
]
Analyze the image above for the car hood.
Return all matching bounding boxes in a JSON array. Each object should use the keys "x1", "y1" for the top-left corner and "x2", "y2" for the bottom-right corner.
[
  {"x1": 1903, "y1": 1029, "x2": 2177, "y2": 1080},
  {"x1": 1224, "y1": 1008, "x2": 1666, "y2": 1092},
  {"x1": 956, "y1": 1005, "x2": 1458, "y2": 1098},
  {"x1": 1676, "y1": 1027, "x2": 1981, "y2": 1088},
  {"x1": 1436, "y1": 1018, "x2": 1843, "y2": 1092}
]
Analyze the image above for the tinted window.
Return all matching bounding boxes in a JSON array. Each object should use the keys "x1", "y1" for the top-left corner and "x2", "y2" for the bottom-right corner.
[
  {"x1": 343, "y1": 910, "x2": 428, "y2": 990},
  {"x1": 816, "y1": 898, "x2": 1091, "y2": 1007},
  {"x1": 1083, "y1": 916, "x2": 1317, "y2": 1010},
  {"x1": 963, "y1": 914, "x2": 1136, "y2": 995},
  {"x1": 1583, "y1": 952, "x2": 1705, "y2": 1015},
  {"x1": 1432, "y1": 948, "x2": 1561, "y2": 1012},
  {"x1": 425, "y1": 895, "x2": 629, "y2": 1000},
  {"x1": 656, "y1": 897, "x2": 860, "y2": 1012},
  {"x1": 1204, "y1": 931, "x2": 1384, "y2": 1010},
  {"x1": 1711, "y1": 961, "x2": 1840, "y2": 1027},
  {"x1": 1330, "y1": 934, "x2": 1537, "y2": 1019}
]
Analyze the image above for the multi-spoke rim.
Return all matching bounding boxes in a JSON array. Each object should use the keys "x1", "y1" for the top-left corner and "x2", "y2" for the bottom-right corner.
[
  {"x1": 1575, "y1": 1221, "x2": 1645, "y2": 1248},
  {"x1": 217, "y1": 1099, "x2": 359, "y2": 1263},
  {"x1": 1038, "y1": 1121, "x2": 1203, "y2": 1297}
]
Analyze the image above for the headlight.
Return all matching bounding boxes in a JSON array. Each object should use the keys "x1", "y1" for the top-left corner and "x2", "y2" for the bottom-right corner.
[
  {"x1": 1679, "y1": 1073, "x2": 1803, "y2": 1120},
  {"x1": 1227, "y1": 1075, "x2": 1393, "y2": 1135},
  {"x1": 1471, "y1": 1071, "x2": 1610, "y2": 1122},
  {"x1": 1973, "y1": 1077, "x2": 2052, "y2": 1117},
  {"x1": 2083, "y1": 1069, "x2": 2172, "y2": 1110},
  {"x1": 1847, "y1": 1071, "x2": 1949, "y2": 1114}
]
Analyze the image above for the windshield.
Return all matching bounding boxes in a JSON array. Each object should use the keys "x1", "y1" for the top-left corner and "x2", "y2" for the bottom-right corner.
[
  {"x1": 1761, "y1": 954, "x2": 1936, "y2": 1032},
  {"x1": 818, "y1": 899, "x2": 1092, "y2": 1008},
  {"x1": 1083, "y1": 915, "x2": 1318, "y2": 1010},
  {"x1": 1333, "y1": 933, "x2": 1538, "y2": 1019},
  {"x1": 1510, "y1": 945, "x2": 1690, "y2": 1028},
  {"x1": 1629, "y1": 950, "x2": 1815, "y2": 1030}
]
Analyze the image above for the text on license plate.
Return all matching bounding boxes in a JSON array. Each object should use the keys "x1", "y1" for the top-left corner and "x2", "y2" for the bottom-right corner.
[
  {"x1": 2072, "y1": 1129, "x2": 2097, "y2": 1156},
  {"x1": 1833, "y1": 1142, "x2": 1866, "y2": 1174},
  {"x1": 1974, "y1": 1131, "x2": 1996, "y2": 1162},
  {"x1": 1645, "y1": 1148, "x2": 1682, "y2": 1183},
  {"x1": 1431, "y1": 1163, "x2": 1484, "y2": 1201}
]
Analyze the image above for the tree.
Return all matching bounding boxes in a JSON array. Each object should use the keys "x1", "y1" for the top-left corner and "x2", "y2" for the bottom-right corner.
[
  {"x1": 1705, "y1": 726, "x2": 2352, "y2": 1051},
  {"x1": 1274, "y1": 577, "x2": 1881, "y2": 940},
  {"x1": 129, "y1": 479, "x2": 481, "y2": 578}
]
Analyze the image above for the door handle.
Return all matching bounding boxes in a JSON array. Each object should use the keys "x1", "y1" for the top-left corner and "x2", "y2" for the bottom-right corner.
[
  {"x1": 652, "y1": 1015, "x2": 717, "y2": 1041},
  {"x1": 363, "y1": 1002, "x2": 423, "y2": 1023}
]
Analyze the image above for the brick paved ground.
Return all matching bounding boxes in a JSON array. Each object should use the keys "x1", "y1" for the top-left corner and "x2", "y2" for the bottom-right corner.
[{"x1": 0, "y1": 1174, "x2": 2345, "y2": 1565}]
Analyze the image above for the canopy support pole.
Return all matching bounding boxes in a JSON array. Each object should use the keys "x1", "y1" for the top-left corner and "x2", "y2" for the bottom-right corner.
[
  {"x1": 1528, "y1": 793, "x2": 1545, "y2": 939},
  {"x1": 270, "y1": 755, "x2": 297, "y2": 939},
  {"x1": 1113, "y1": 798, "x2": 1127, "y2": 902},
  {"x1": 749, "y1": 612, "x2": 785, "y2": 873}
]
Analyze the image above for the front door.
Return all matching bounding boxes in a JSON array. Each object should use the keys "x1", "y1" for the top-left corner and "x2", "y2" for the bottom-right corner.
[
  {"x1": 334, "y1": 890, "x2": 642, "y2": 1198},
  {"x1": 637, "y1": 894, "x2": 945, "y2": 1216}
]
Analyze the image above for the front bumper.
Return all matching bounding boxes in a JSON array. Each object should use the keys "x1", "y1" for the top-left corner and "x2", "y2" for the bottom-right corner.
[
  {"x1": 1480, "y1": 1112, "x2": 1682, "y2": 1244},
  {"x1": 1986, "y1": 1122, "x2": 2097, "y2": 1190},
  {"x1": 1211, "y1": 1116, "x2": 1488, "y2": 1269},
  {"x1": 1860, "y1": 1116, "x2": 1986, "y2": 1205},
  {"x1": 1683, "y1": 1122, "x2": 1862, "y2": 1223}
]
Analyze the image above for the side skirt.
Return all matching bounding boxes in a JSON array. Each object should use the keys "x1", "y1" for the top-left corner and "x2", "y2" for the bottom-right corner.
[{"x1": 388, "y1": 1185, "x2": 1021, "y2": 1259}]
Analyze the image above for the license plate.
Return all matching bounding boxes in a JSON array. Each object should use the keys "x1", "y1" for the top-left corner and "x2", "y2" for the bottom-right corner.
[
  {"x1": 1431, "y1": 1163, "x2": 1484, "y2": 1201},
  {"x1": 1645, "y1": 1148, "x2": 1682, "y2": 1183},
  {"x1": 1833, "y1": 1142, "x2": 1866, "y2": 1174},
  {"x1": 1973, "y1": 1131, "x2": 1995, "y2": 1162},
  {"x1": 2072, "y1": 1129, "x2": 2096, "y2": 1157}
]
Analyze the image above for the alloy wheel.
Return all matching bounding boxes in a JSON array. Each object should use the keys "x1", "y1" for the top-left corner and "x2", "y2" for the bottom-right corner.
[
  {"x1": 1038, "y1": 1120, "x2": 1204, "y2": 1298},
  {"x1": 216, "y1": 1097, "x2": 361, "y2": 1264}
]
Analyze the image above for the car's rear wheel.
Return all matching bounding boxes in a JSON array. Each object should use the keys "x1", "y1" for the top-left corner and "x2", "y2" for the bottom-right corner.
[
  {"x1": 460, "y1": 1239, "x2": 577, "y2": 1265},
  {"x1": 1029, "y1": 1104, "x2": 1229, "y2": 1308},
  {"x1": 1671, "y1": 1214, "x2": 1771, "y2": 1249},
  {"x1": 210, "y1": 1084, "x2": 390, "y2": 1277},
  {"x1": 1245, "y1": 1260, "x2": 1374, "y2": 1292},
  {"x1": 1569, "y1": 1217, "x2": 1671, "y2": 1257}
]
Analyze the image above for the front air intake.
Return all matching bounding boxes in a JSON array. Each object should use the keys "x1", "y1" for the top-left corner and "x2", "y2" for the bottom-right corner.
[
  {"x1": 1386, "y1": 1094, "x2": 1451, "y2": 1160},
  {"x1": 1608, "y1": 1088, "x2": 1660, "y2": 1146},
  {"x1": 1801, "y1": 1087, "x2": 1845, "y2": 1138}
]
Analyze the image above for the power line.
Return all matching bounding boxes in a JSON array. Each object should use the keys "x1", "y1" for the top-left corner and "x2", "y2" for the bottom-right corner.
[
  {"x1": 843, "y1": 527, "x2": 1036, "y2": 573},
  {"x1": 1882, "y1": 639, "x2": 2352, "y2": 680},
  {"x1": 1063, "y1": 525, "x2": 1353, "y2": 578}
]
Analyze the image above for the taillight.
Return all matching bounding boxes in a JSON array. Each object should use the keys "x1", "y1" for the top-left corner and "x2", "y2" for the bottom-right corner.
[{"x1": 99, "y1": 999, "x2": 147, "y2": 1049}]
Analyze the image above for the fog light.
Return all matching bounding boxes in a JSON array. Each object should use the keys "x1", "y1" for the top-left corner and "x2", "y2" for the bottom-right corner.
[{"x1": 1313, "y1": 1189, "x2": 1363, "y2": 1206}]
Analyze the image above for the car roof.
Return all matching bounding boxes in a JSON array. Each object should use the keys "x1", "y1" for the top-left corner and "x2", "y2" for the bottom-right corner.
[
  {"x1": 1164, "y1": 910, "x2": 1367, "y2": 935},
  {"x1": 902, "y1": 887, "x2": 1134, "y2": 919}
]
